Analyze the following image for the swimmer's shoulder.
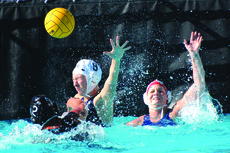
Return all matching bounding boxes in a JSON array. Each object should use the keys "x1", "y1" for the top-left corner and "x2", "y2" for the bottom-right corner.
[{"x1": 126, "y1": 115, "x2": 146, "y2": 126}]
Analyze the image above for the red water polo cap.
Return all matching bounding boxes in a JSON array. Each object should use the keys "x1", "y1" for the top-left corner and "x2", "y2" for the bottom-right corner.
[{"x1": 146, "y1": 79, "x2": 168, "y2": 95}]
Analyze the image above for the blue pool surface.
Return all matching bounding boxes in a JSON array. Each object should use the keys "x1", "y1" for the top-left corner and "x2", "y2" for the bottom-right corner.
[{"x1": 0, "y1": 113, "x2": 230, "y2": 153}]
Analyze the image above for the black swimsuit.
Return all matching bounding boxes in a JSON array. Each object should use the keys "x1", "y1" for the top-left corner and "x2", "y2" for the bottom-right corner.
[{"x1": 82, "y1": 97, "x2": 105, "y2": 127}]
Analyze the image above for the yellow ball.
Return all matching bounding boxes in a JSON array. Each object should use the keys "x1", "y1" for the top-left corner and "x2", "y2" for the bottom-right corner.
[{"x1": 44, "y1": 8, "x2": 75, "y2": 38}]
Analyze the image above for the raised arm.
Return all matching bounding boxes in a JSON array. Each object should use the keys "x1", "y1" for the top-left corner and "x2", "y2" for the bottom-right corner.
[
  {"x1": 170, "y1": 31, "x2": 205, "y2": 118},
  {"x1": 184, "y1": 31, "x2": 205, "y2": 91},
  {"x1": 94, "y1": 36, "x2": 131, "y2": 125}
]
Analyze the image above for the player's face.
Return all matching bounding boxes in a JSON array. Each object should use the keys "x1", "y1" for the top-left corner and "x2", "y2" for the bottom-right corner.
[
  {"x1": 72, "y1": 74, "x2": 87, "y2": 96},
  {"x1": 147, "y1": 85, "x2": 167, "y2": 109}
]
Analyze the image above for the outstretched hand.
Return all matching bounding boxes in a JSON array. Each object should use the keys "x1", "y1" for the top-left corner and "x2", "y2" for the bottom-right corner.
[
  {"x1": 103, "y1": 36, "x2": 131, "y2": 60},
  {"x1": 184, "y1": 31, "x2": 202, "y2": 53}
]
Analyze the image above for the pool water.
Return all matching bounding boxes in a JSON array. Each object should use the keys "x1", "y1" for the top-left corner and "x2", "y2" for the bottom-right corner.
[
  {"x1": 0, "y1": 92, "x2": 229, "y2": 153},
  {"x1": 0, "y1": 113, "x2": 229, "y2": 153}
]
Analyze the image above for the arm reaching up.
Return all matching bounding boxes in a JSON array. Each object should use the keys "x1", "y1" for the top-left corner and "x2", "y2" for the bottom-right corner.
[
  {"x1": 94, "y1": 36, "x2": 131, "y2": 125},
  {"x1": 184, "y1": 31, "x2": 205, "y2": 92},
  {"x1": 170, "y1": 31, "x2": 206, "y2": 119}
]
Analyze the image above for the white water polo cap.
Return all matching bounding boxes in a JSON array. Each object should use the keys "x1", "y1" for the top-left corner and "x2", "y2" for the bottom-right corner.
[{"x1": 72, "y1": 59, "x2": 102, "y2": 95}]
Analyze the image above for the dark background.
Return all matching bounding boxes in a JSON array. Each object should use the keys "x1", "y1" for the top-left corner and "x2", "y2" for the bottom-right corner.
[{"x1": 0, "y1": 0, "x2": 229, "y2": 120}]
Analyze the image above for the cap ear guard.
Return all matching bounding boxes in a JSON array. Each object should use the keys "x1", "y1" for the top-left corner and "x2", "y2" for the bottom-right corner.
[
  {"x1": 143, "y1": 92, "x2": 149, "y2": 105},
  {"x1": 167, "y1": 91, "x2": 172, "y2": 104}
]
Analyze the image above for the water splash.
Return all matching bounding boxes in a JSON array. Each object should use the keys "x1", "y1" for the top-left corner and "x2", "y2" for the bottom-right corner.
[
  {"x1": 0, "y1": 119, "x2": 106, "y2": 150},
  {"x1": 179, "y1": 92, "x2": 220, "y2": 125}
]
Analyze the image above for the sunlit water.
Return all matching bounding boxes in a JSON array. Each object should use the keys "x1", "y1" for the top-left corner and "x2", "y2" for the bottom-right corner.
[{"x1": 1, "y1": 93, "x2": 230, "y2": 153}]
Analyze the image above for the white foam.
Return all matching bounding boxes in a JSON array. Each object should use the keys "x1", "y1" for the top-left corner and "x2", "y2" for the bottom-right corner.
[{"x1": 179, "y1": 92, "x2": 219, "y2": 125}]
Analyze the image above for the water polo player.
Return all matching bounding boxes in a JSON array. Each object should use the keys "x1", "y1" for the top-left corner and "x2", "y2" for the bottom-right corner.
[
  {"x1": 30, "y1": 36, "x2": 131, "y2": 131},
  {"x1": 126, "y1": 31, "x2": 222, "y2": 127},
  {"x1": 30, "y1": 95, "x2": 83, "y2": 134},
  {"x1": 69, "y1": 36, "x2": 131, "y2": 127}
]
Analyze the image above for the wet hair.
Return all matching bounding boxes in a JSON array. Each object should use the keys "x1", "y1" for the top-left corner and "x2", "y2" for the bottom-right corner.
[{"x1": 30, "y1": 94, "x2": 59, "y2": 125}]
